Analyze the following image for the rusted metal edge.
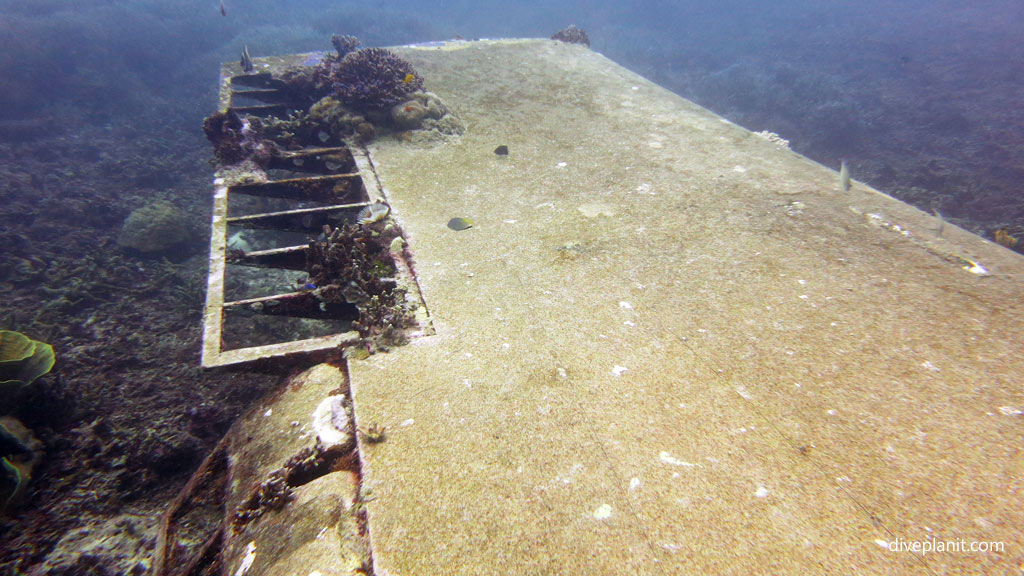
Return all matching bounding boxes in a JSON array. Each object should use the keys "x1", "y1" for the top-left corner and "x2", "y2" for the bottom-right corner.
[
  {"x1": 204, "y1": 332, "x2": 360, "y2": 369},
  {"x1": 228, "y1": 245, "x2": 308, "y2": 270},
  {"x1": 279, "y1": 146, "x2": 355, "y2": 159},
  {"x1": 231, "y1": 88, "x2": 291, "y2": 104},
  {"x1": 226, "y1": 201, "x2": 369, "y2": 230},
  {"x1": 270, "y1": 147, "x2": 357, "y2": 174},
  {"x1": 228, "y1": 103, "x2": 291, "y2": 116},
  {"x1": 153, "y1": 435, "x2": 231, "y2": 576},
  {"x1": 202, "y1": 179, "x2": 361, "y2": 367},
  {"x1": 228, "y1": 72, "x2": 277, "y2": 88},
  {"x1": 222, "y1": 291, "x2": 358, "y2": 321},
  {"x1": 229, "y1": 173, "x2": 366, "y2": 203},
  {"x1": 222, "y1": 291, "x2": 314, "y2": 308}
]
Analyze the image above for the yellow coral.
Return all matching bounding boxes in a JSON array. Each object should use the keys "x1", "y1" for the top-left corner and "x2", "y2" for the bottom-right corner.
[{"x1": 994, "y1": 228, "x2": 1019, "y2": 248}]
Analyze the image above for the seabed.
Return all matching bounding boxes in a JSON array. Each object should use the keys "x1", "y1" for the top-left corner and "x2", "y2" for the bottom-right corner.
[{"x1": 200, "y1": 39, "x2": 1024, "y2": 575}]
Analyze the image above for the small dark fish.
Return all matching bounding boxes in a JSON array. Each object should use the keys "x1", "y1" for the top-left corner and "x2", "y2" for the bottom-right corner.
[
  {"x1": 302, "y1": 283, "x2": 317, "y2": 290},
  {"x1": 220, "y1": 0, "x2": 226, "y2": 16},
  {"x1": 241, "y1": 45, "x2": 254, "y2": 73},
  {"x1": 447, "y1": 217, "x2": 473, "y2": 231},
  {"x1": 494, "y1": 145, "x2": 509, "y2": 156}
]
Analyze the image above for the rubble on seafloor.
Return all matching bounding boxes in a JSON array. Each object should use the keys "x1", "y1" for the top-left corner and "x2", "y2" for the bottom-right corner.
[{"x1": 28, "y1": 513, "x2": 158, "y2": 576}]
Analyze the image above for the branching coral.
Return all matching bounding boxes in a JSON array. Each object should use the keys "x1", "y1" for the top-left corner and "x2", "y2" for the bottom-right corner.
[
  {"x1": 306, "y1": 223, "x2": 398, "y2": 305},
  {"x1": 306, "y1": 222, "x2": 416, "y2": 347},
  {"x1": 326, "y1": 48, "x2": 425, "y2": 114}
]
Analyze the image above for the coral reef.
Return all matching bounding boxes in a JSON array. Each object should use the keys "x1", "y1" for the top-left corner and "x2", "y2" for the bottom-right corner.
[
  {"x1": 28, "y1": 513, "x2": 157, "y2": 576},
  {"x1": 304, "y1": 96, "x2": 374, "y2": 144},
  {"x1": 0, "y1": 112, "x2": 279, "y2": 575},
  {"x1": 324, "y1": 48, "x2": 425, "y2": 114},
  {"x1": 306, "y1": 221, "x2": 416, "y2": 349},
  {"x1": 390, "y1": 92, "x2": 465, "y2": 137},
  {"x1": 551, "y1": 25, "x2": 590, "y2": 47},
  {"x1": 117, "y1": 200, "x2": 193, "y2": 255}
]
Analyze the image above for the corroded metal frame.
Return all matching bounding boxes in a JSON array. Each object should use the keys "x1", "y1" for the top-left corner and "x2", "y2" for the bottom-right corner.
[
  {"x1": 201, "y1": 59, "x2": 432, "y2": 368},
  {"x1": 199, "y1": 157, "x2": 374, "y2": 368}
]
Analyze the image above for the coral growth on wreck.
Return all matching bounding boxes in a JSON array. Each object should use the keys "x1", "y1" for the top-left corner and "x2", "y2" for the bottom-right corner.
[
  {"x1": 202, "y1": 111, "x2": 246, "y2": 161},
  {"x1": 201, "y1": 110, "x2": 276, "y2": 167},
  {"x1": 305, "y1": 96, "x2": 375, "y2": 144},
  {"x1": 232, "y1": 441, "x2": 357, "y2": 531},
  {"x1": 325, "y1": 48, "x2": 425, "y2": 114},
  {"x1": 278, "y1": 39, "x2": 424, "y2": 117},
  {"x1": 305, "y1": 222, "x2": 416, "y2": 348},
  {"x1": 330, "y1": 35, "x2": 360, "y2": 59},
  {"x1": 232, "y1": 468, "x2": 292, "y2": 530},
  {"x1": 204, "y1": 35, "x2": 458, "y2": 169},
  {"x1": 390, "y1": 91, "x2": 465, "y2": 138},
  {"x1": 551, "y1": 25, "x2": 590, "y2": 47}
]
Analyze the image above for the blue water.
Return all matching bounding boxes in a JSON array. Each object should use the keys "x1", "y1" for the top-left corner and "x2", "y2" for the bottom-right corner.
[{"x1": 1, "y1": 0, "x2": 1021, "y2": 228}]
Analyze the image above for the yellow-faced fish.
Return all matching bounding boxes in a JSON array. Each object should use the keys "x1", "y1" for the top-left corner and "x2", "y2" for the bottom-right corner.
[
  {"x1": 403, "y1": 73, "x2": 415, "y2": 84},
  {"x1": 839, "y1": 160, "x2": 851, "y2": 192},
  {"x1": 447, "y1": 217, "x2": 473, "y2": 231}
]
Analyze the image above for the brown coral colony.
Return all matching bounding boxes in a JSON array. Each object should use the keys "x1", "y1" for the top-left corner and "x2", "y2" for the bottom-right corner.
[
  {"x1": 328, "y1": 48, "x2": 425, "y2": 113},
  {"x1": 204, "y1": 34, "x2": 431, "y2": 162}
]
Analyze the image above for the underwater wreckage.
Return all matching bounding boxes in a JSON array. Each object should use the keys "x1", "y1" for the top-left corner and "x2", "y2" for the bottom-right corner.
[{"x1": 158, "y1": 34, "x2": 1024, "y2": 576}]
